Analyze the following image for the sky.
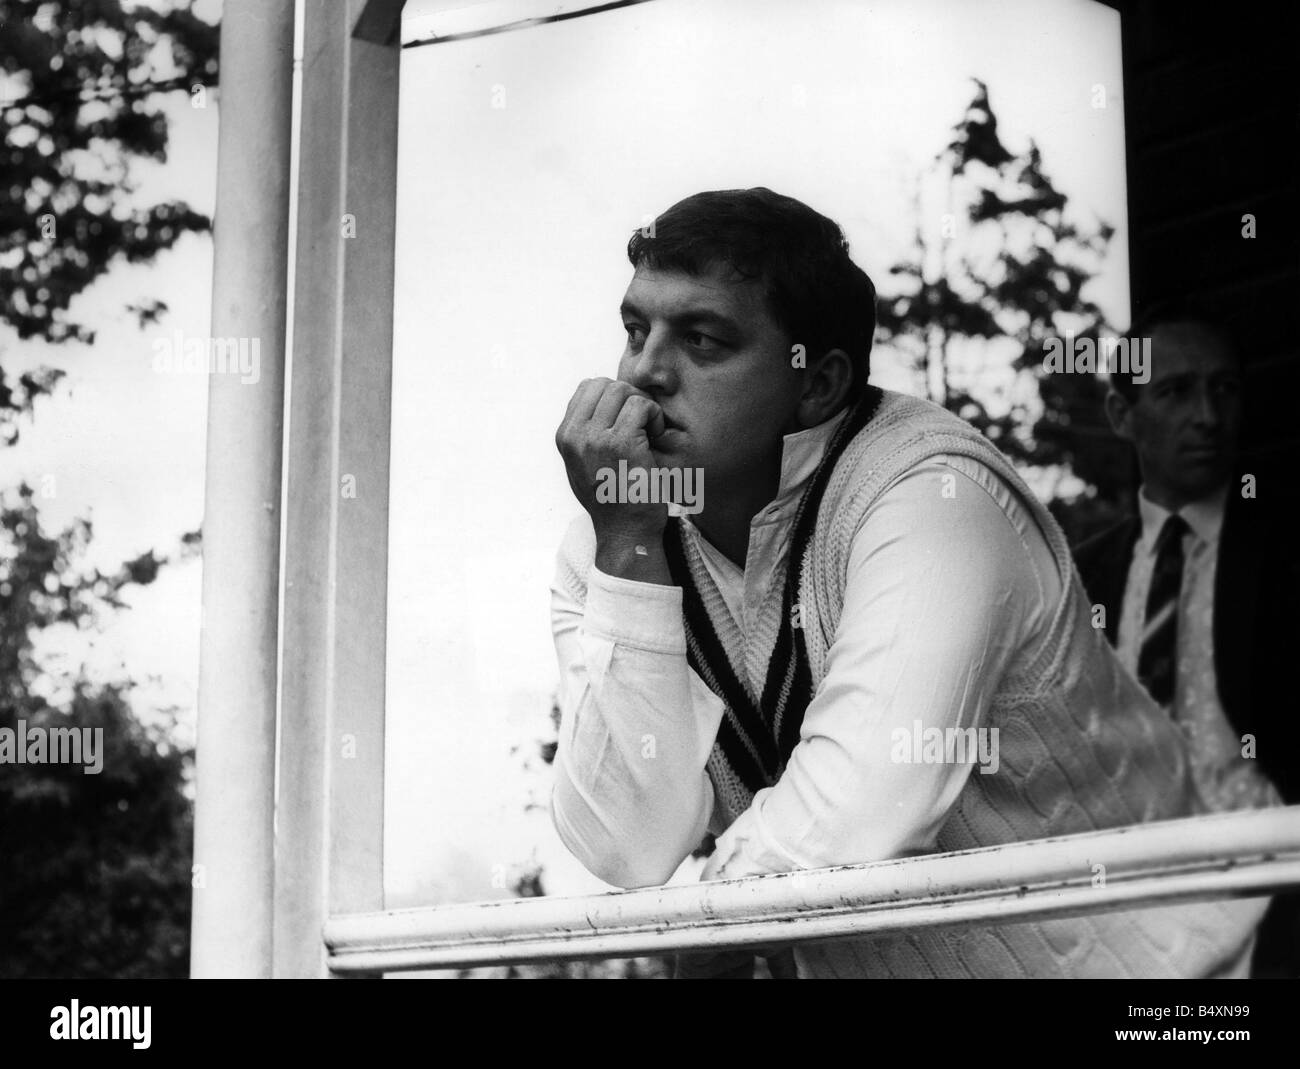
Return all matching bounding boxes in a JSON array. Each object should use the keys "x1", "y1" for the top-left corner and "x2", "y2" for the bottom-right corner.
[{"x1": 3, "y1": 0, "x2": 1128, "y2": 909}]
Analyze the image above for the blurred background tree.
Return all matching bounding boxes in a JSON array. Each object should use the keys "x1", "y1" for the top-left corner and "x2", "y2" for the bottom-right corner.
[
  {"x1": 0, "y1": 486, "x2": 198, "y2": 977},
  {"x1": 1, "y1": 0, "x2": 217, "y2": 442},
  {"x1": 875, "y1": 80, "x2": 1134, "y2": 543},
  {"x1": 0, "y1": 0, "x2": 216, "y2": 976}
]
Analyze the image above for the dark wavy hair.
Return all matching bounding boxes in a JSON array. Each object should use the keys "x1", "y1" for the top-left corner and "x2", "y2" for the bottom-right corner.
[{"x1": 627, "y1": 188, "x2": 877, "y2": 398}]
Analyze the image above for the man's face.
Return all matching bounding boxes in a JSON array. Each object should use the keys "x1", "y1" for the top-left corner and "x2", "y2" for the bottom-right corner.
[
  {"x1": 1117, "y1": 324, "x2": 1242, "y2": 506},
  {"x1": 617, "y1": 263, "x2": 804, "y2": 493}
]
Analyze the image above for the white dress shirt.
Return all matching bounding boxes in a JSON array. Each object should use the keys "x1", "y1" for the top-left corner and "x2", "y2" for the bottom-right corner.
[
  {"x1": 1117, "y1": 486, "x2": 1280, "y2": 813},
  {"x1": 549, "y1": 412, "x2": 1061, "y2": 888}
]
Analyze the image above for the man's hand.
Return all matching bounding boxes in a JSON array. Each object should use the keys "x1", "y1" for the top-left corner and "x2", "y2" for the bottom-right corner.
[{"x1": 555, "y1": 378, "x2": 672, "y2": 583}]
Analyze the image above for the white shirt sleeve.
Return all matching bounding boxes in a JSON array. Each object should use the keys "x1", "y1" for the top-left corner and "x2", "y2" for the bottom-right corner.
[
  {"x1": 702, "y1": 459, "x2": 1054, "y2": 881},
  {"x1": 549, "y1": 515, "x2": 721, "y2": 888}
]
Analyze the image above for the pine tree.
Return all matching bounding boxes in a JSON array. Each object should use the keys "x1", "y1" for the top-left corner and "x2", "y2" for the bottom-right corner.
[{"x1": 875, "y1": 79, "x2": 1132, "y2": 541}]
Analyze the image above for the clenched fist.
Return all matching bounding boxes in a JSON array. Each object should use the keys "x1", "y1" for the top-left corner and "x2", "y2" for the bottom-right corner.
[{"x1": 555, "y1": 378, "x2": 673, "y2": 583}]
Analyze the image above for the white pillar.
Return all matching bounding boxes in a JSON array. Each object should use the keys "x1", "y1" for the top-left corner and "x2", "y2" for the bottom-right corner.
[
  {"x1": 191, "y1": 0, "x2": 295, "y2": 979},
  {"x1": 275, "y1": 0, "x2": 402, "y2": 977}
]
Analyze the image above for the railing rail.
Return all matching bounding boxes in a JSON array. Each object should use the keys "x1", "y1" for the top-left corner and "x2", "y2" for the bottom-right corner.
[{"x1": 325, "y1": 805, "x2": 1300, "y2": 973}]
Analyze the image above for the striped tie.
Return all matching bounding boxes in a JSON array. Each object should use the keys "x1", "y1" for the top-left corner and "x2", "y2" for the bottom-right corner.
[{"x1": 1136, "y1": 513, "x2": 1190, "y2": 707}]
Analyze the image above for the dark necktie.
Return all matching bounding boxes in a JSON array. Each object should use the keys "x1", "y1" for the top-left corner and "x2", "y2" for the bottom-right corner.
[{"x1": 1137, "y1": 513, "x2": 1190, "y2": 707}]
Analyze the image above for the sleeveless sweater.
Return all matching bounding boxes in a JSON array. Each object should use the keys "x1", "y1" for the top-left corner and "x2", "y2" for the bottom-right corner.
[{"x1": 676, "y1": 388, "x2": 1267, "y2": 978}]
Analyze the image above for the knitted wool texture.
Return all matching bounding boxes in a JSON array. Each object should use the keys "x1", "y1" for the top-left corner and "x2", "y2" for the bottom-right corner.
[{"x1": 676, "y1": 389, "x2": 1268, "y2": 977}]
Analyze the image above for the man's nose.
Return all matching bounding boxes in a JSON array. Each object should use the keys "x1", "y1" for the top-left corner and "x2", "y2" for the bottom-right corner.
[
  {"x1": 625, "y1": 331, "x2": 676, "y2": 392},
  {"x1": 1193, "y1": 383, "x2": 1224, "y2": 429}
]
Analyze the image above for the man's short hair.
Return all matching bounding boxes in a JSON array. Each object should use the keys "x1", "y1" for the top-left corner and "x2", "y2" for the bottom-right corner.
[
  {"x1": 627, "y1": 188, "x2": 877, "y2": 397},
  {"x1": 1112, "y1": 298, "x2": 1240, "y2": 403}
]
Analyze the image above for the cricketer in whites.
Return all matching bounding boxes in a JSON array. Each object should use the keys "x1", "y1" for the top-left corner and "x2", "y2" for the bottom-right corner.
[{"x1": 549, "y1": 188, "x2": 1273, "y2": 978}]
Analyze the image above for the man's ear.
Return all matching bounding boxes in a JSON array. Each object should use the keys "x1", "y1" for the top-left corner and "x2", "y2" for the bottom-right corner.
[
  {"x1": 1104, "y1": 388, "x2": 1135, "y2": 442},
  {"x1": 797, "y1": 348, "x2": 855, "y2": 428}
]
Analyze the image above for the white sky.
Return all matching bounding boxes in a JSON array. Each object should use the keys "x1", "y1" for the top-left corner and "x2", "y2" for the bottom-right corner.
[{"x1": 3, "y1": 0, "x2": 1127, "y2": 908}]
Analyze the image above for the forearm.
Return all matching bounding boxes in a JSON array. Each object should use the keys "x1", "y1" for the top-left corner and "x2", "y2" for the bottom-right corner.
[{"x1": 550, "y1": 549, "x2": 719, "y2": 887}]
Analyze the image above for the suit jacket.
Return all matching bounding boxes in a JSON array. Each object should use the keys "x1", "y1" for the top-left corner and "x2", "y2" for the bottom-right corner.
[{"x1": 1073, "y1": 487, "x2": 1300, "y2": 804}]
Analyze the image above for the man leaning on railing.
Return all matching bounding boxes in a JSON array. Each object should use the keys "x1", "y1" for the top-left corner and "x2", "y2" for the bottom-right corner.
[{"x1": 549, "y1": 188, "x2": 1273, "y2": 978}]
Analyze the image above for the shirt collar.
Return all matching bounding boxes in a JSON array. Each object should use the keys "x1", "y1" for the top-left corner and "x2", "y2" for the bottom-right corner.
[
  {"x1": 1137, "y1": 483, "x2": 1228, "y2": 552},
  {"x1": 765, "y1": 408, "x2": 849, "y2": 519}
]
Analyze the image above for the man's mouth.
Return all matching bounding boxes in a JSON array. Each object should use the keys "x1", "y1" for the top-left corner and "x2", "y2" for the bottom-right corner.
[{"x1": 651, "y1": 416, "x2": 684, "y2": 449}]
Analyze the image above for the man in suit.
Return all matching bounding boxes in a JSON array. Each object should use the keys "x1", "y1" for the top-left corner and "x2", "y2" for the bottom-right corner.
[{"x1": 1073, "y1": 310, "x2": 1300, "y2": 975}]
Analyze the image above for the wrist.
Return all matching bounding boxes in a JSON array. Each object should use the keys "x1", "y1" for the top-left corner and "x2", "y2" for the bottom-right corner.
[{"x1": 594, "y1": 530, "x2": 672, "y2": 585}]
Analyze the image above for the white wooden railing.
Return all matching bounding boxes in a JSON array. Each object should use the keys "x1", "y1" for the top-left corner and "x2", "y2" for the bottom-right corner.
[{"x1": 325, "y1": 806, "x2": 1300, "y2": 974}]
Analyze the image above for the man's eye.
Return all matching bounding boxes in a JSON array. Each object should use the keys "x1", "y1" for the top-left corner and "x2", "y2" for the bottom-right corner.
[
  {"x1": 684, "y1": 331, "x2": 722, "y2": 351},
  {"x1": 624, "y1": 323, "x2": 646, "y2": 344}
]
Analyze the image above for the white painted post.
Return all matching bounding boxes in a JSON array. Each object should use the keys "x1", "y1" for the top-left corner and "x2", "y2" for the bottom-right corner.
[
  {"x1": 191, "y1": 0, "x2": 296, "y2": 978},
  {"x1": 275, "y1": 0, "x2": 403, "y2": 977}
]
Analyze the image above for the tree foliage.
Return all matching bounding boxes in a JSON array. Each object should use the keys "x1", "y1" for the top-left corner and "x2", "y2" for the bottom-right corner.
[
  {"x1": 0, "y1": 0, "x2": 215, "y2": 975},
  {"x1": 0, "y1": 0, "x2": 218, "y2": 441},
  {"x1": 875, "y1": 80, "x2": 1132, "y2": 541},
  {"x1": 0, "y1": 485, "x2": 195, "y2": 977}
]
